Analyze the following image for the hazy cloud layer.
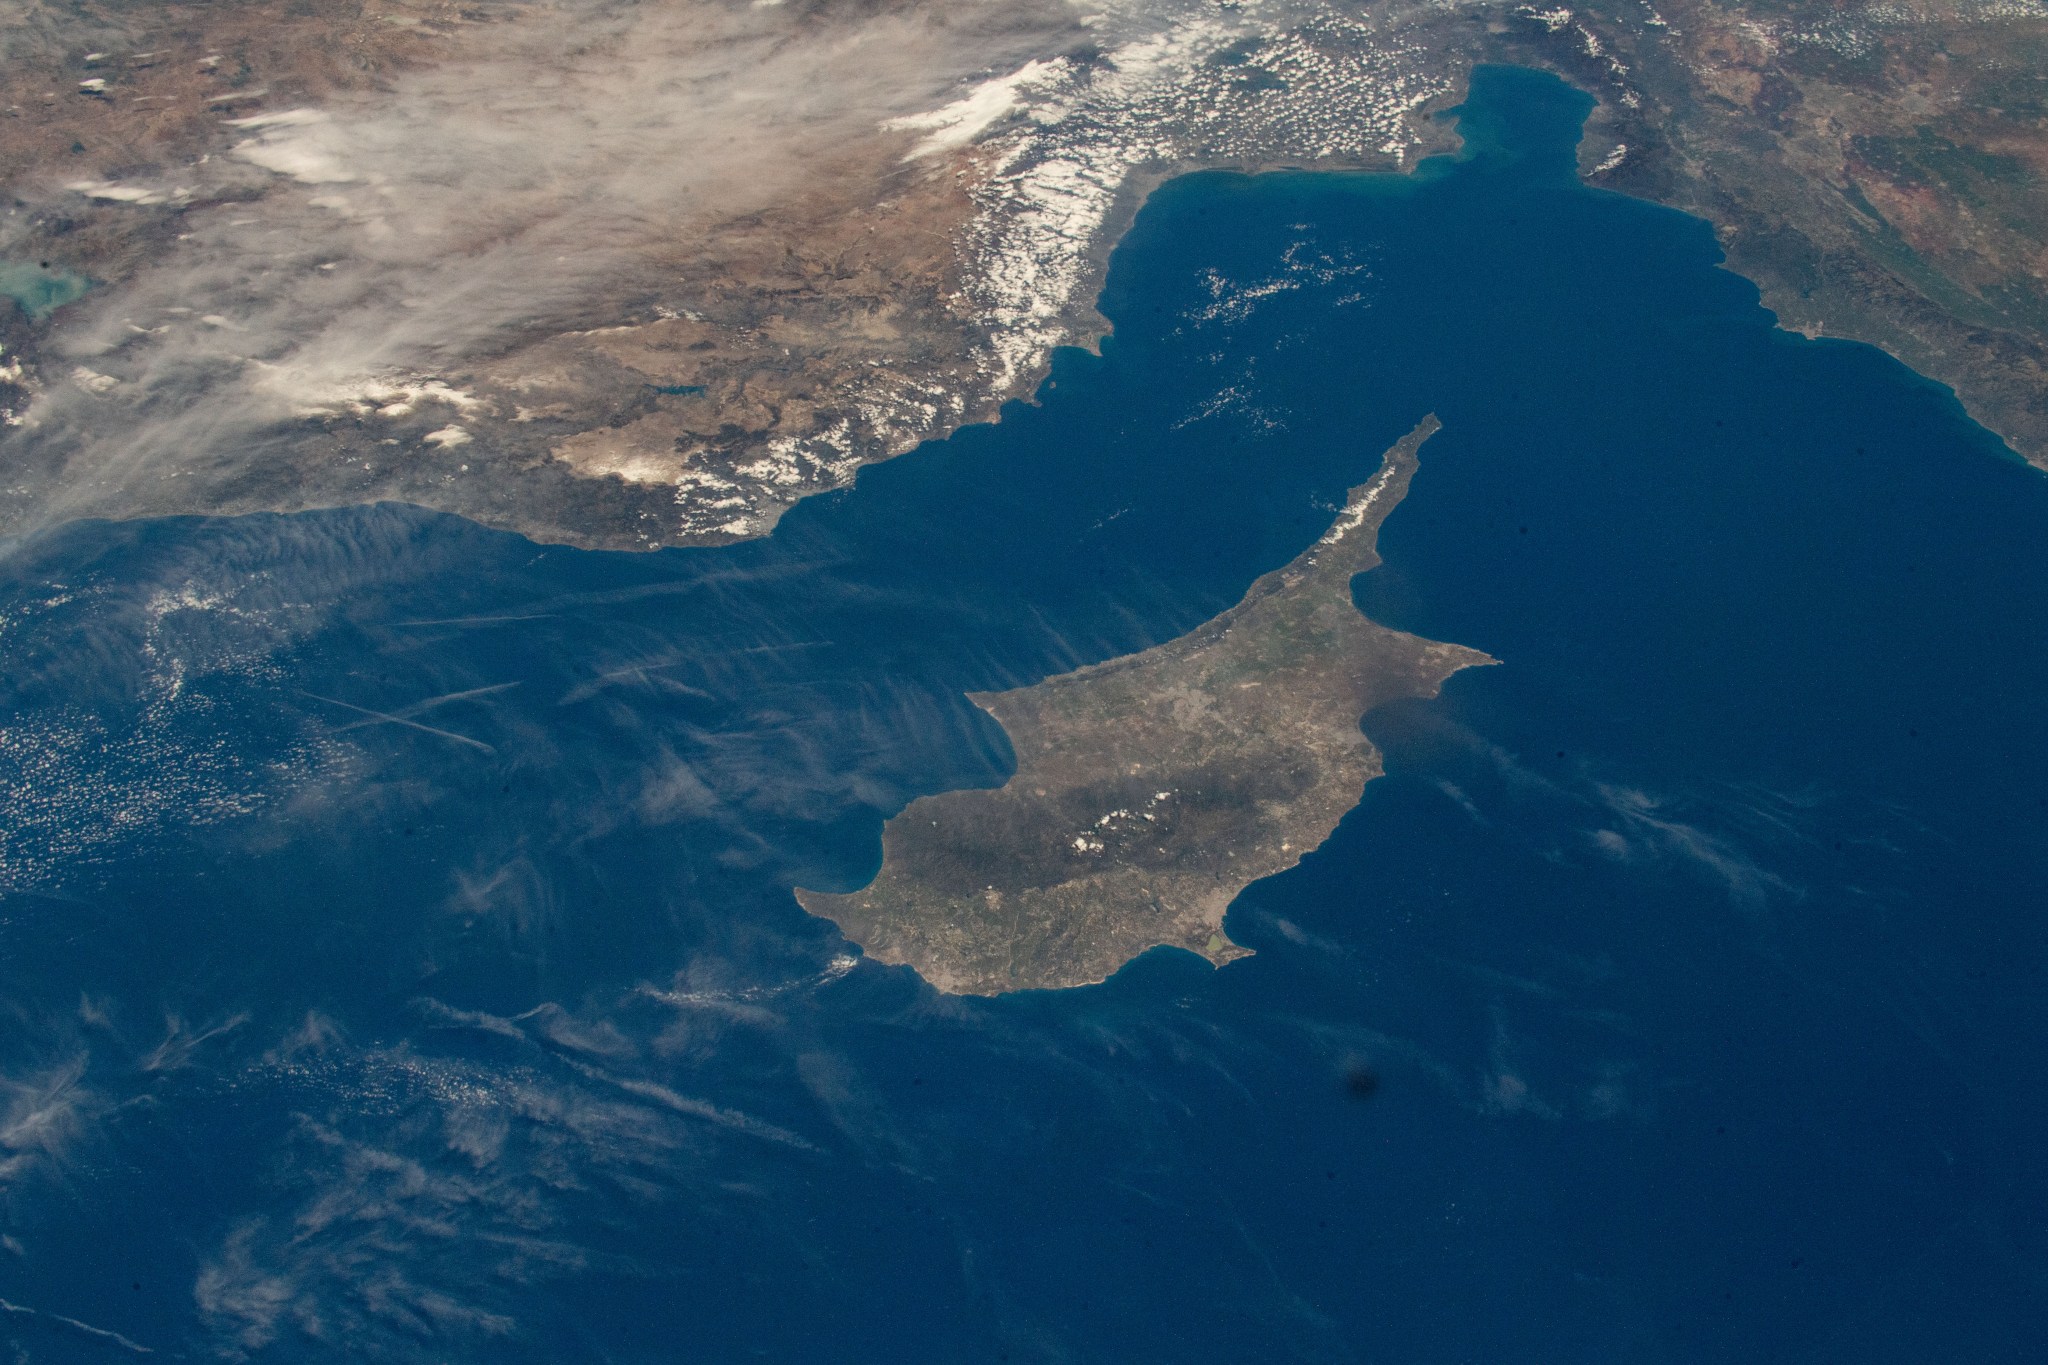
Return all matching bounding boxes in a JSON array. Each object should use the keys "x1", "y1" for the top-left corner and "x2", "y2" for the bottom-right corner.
[
  {"x1": 12, "y1": 0, "x2": 1081, "y2": 526},
  {"x1": 5, "y1": 0, "x2": 1465, "y2": 548}
]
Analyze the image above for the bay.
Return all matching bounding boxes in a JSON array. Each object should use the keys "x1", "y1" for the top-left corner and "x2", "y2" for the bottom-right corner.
[{"x1": 1, "y1": 65, "x2": 2043, "y2": 1363}]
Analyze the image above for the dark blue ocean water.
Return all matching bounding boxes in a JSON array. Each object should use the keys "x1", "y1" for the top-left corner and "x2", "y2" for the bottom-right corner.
[{"x1": 3, "y1": 66, "x2": 2045, "y2": 1362}]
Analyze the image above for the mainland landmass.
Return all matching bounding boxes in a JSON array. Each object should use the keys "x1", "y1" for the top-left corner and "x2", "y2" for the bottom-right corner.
[
  {"x1": 796, "y1": 417, "x2": 1492, "y2": 994},
  {"x1": 5, "y1": 0, "x2": 2048, "y2": 554}
]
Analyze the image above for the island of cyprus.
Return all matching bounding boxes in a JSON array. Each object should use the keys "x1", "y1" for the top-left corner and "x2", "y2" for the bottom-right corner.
[{"x1": 798, "y1": 417, "x2": 1493, "y2": 995}]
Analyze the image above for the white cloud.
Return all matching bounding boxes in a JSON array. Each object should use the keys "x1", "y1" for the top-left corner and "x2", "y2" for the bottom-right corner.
[
  {"x1": 225, "y1": 108, "x2": 362, "y2": 184},
  {"x1": 884, "y1": 57, "x2": 1065, "y2": 159}
]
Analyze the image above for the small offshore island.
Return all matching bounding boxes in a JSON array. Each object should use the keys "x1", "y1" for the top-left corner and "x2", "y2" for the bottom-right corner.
[{"x1": 799, "y1": 418, "x2": 1492, "y2": 994}]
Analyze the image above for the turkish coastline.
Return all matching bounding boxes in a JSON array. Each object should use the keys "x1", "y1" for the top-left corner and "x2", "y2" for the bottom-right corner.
[{"x1": 1, "y1": 64, "x2": 2046, "y2": 1361}]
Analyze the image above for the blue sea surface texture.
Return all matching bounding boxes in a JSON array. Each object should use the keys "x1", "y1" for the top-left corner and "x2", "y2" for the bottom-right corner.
[{"x1": 1, "y1": 66, "x2": 2043, "y2": 1363}]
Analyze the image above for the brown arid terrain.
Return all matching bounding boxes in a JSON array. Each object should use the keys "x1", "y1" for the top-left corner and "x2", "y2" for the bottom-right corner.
[
  {"x1": 2, "y1": 0, "x2": 2046, "y2": 554},
  {"x1": 1505, "y1": 0, "x2": 2048, "y2": 463},
  {"x1": 0, "y1": 0, "x2": 1081, "y2": 547}
]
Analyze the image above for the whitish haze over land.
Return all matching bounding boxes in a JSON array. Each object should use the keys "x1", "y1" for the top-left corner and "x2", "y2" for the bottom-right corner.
[
  {"x1": 5, "y1": 0, "x2": 2048, "y2": 548},
  {"x1": 0, "y1": 0, "x2": 1456, "y2": 548},
  {"x1": 2, "y1": 44, "x2": 2046, "y2": 1362}
]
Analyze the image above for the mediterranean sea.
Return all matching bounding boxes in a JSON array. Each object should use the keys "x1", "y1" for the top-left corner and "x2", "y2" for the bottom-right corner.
[{"x1": 1, "y1": 65, "x2": 2043, "y2": 1362}]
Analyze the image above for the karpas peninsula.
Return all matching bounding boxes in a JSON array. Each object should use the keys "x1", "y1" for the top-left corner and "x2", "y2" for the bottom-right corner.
[{"x1": 798, "y1": 416, "x2": 1493, "y2": 994}]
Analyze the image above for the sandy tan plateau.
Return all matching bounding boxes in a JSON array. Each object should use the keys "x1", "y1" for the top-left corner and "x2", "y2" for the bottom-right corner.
[{"x1": 0, "y1": 0, "x2": 1039, "y2": 549}]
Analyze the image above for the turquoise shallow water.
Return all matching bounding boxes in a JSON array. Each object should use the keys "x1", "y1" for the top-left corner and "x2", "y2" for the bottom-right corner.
[
  {"x1": 1, "y1": 66, "x2": 2044, "y2": 1362},
  {"x1": 0, "y1": 260, "x2": 90, "y2": 320}
]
